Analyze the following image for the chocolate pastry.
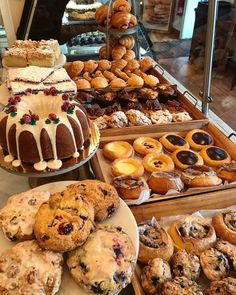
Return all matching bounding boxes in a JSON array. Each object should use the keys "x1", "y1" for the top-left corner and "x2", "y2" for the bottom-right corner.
[
  {"x1": 86, "y1": 107, "x2": 104, "y2": 119},
  {"x1": 157, "y1": 84, "x2": 178, "y2": 102},
  {"x1": 137, "y1": 88, "x2": 159, "y2": 101},
  {"x1": 75, "y1": 91, "x2": 95, "y2": 103},
  {"x1": 143, "y1": 99, "x2": 161, "y2": 111},
  {"x1": 177, "y1": 151, "x2": 198, "y2": 165},
  {"x1": 95, "y1": 91, "x2": 117, "y2": 102},
  {"x1": 104, "y1": 105, "x2": 120, "y2": 116},
  {"x1": 172, "y1": 149, "x2": 204, "y2": 170},
  {"x1": 200, "y1": 146, "x2": 231, "y2": 167},
  {"x1": 125, "y1": 102, "x2": 142, "y2": 111},
  {"x1": 117, "y1": 89, "x2": 138, "y2": 103}
]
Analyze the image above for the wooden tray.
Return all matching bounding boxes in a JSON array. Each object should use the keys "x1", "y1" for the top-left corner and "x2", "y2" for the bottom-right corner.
[{"x1": 91, "y1": 121, "x2": 236, "y2": 204}]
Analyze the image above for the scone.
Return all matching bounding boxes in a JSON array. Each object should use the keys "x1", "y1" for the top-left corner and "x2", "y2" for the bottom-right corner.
[
  {"x1": 0, "y1": 190, "x2": 50, "y2": 241},
  {"x1": 204, "y1": 277, "x2": 236, "y2": 295},
  {"x1": 170, "y1": 250, "x2": 201, "y2": 281},
  {"x1": 126, "y1": 109, "x2": 152, "y2": 126},
  {"x1": 107, "y1": 111, "x2": 128, "y2": 128},
  {"x1": 67, "y1": 224, "x2": 136, "y2": 295},
  {"x1": 66, "y1": 180, "x2": 120, "y2": 222},
  {"x1": 216, "y1": 240, "x2": 236, "y2": 270},
  {"x1": 141, "y1": 258, "x2": 172, "y2": 295},
  {"x1": 200, "y1": 248, "x2": 230, "y2": 281},
  {"x1": 34, "y1": 190, "x2": 95, "y2": 252},
  {"x1": 0, "y1": 240, "x2": 63, "y2": 295}
]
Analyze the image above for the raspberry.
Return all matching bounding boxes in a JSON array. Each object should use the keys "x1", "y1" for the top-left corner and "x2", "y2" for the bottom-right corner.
[
  {"x1": 8, "y1": 106, "x2": 17, "y2": 113},
  {"x1": 8, "y1": 98, "x2": 18, "y2": 105},
  {"x1": 25, "y1": 88, "x2": 33, "y2": 95},
  {"x1": 49, "y1": 113, "x2": 57, "y2": 121},
  {"x1": 31, "y1": 114, "x2": 39, "y2": 121},
  {"x1": 61, "y1": 101, "x2": 70, "y2": 112},
  {"x1": 49, "y1": 87, "x2": 58, "y2": 96},
  {"x1": 23, "y1": 114, "x2": 31, "y2": 124},
  {"x1": 44, "y1": 88, "x2": 50, "y2": 95},
  {"x1": 62, "y1": 93, "x2": 69, "y2": 100},
  {"x1": 14, "y1": 95, "x2": 21, "y2": 102}
]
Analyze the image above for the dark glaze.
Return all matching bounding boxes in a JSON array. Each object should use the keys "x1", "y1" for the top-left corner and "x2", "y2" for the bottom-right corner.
[
  {"x1": 166, "y1": 135, "x2": 186, "y2": 146},
  {"x1": 176, "y1": 150, "x2": 198, "y2": 165},
  {"x1": 206, "y1": 147, "x2": 228, "y2": 161},
  {"x1": 192, "y1": 132, "x2": 213, "y2": 145}
]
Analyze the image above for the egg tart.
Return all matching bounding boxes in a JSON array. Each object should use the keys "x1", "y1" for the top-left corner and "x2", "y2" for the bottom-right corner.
[
  {"x1": 103, "y1": 141, "x2": 133, "y2": 161},
  {"x1": 111, "y1": 158, "x2": 144, "y2": 177},
  {"x1": 133, "y1": 137, "x2": 163, "y2": 156},
  {"x1": 148, "y1": 172, "x2": 184, "y2": 194},
  {"x1": 169, "y1": 216, "x2": 217, "y2": 254},
  {"x1": 160, "y1": 133, "x2": 189, "y2": 152},
  {"x1": 200, "y1": 146, "x2": 231, "y2": 167},
  {"x1": 143, "y1": 153, "x2": 175, "y2": 173},
  {"x1": 172, "y1": 149, "x2": 204, "y2": 170},
  {"x1": 185, "y1": 129, "x2": 214, "y2": 150},
  {"x1": 217, "y1": 162, "x2": 236, "y2": 182}
]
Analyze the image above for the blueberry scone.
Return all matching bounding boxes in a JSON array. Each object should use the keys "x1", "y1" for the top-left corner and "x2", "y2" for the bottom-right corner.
[
  {"x1": 216, "y1": 240, "x2": 236, "y2": 270},
  {"x1": 67, "y1": 224, "x2": 136, "y2": 295},
  {"x1": 34, "y1": 189, "x2": 95, "y2": 252},
  {"x1": 67, "y1": 180, "x2": 120, "y2": 222},
  {"x1": 126, "y1": 110, "x2": 152, "y2": 126},
  {"x1": 159, "y1": 276, "x2": 203, "y2": 295},
  {"x1": 141, "y1": 258, "x2": 172, "y2": 295},
  {"x1": 0, "y1": 240, "x2": 63, "y2": 295},
  {"x1": 0, "y1": 190, "x2": 50, "y2": 241},
  {"x1": 170, "y1": 250, "x2": 201, "y2": 281},
  {"x1": 204, "y1": 277, "x2": 236, "y2": 295},
  {"x1": 200, "y1": 248, "x2": 230, "y2": 281}
]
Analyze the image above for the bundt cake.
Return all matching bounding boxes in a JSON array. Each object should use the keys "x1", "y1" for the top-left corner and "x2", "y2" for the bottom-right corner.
[{"x1": 0, "y1": 87, "x2": 91, "y2": 171}]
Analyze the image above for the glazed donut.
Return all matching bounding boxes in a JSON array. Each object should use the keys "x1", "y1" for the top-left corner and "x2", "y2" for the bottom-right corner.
[
  {"x1": 181, "y1": 165, "x2": 222, "y2": 187},
  {"x1": 143, "y1": 153, "x2": 175, "y2": 173},
  {"x1": 102, "y1": 141, "x2": 133, "y2": 161},
  {"x1": 185, "y1": 129, "x2": 214, "y2": 150},
  {"x1": 111, "y1": 158, "x2": 144, "y2": 177},
  {"x1": 172, "y1": 149, "x2": 204, "y2": 170},
  {"x1": 200, "y1": 146, "x2": 231, "y2": 167},
  {"x1": 217, "y1": 162, "x2": 236, "y2": 182},
  {"x1": 138, "y1": 219, "x2": 174, "y2": 263},
  {"x1": 148, "y1": 172, "x2": 184, "y2": 194},
  {"x1": 169, "y1": 216, "x2": 217, "y2": 254},
  {"x1": 212, "y1": 210, "x2": 236, "y2": 245},
  {"x1": 160, "y1": 133, "x2": 189, "y2": 152},
  {"x1": 133, "y1": 137, "x2": 163, "y2": 156}
]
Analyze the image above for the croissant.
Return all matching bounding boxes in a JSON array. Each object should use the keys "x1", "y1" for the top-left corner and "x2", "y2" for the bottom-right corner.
[
  {"x1": 113, "y1": 0, "x2": 131, "y2": 12},
  {"x1": 83, "y1": 72, "x2": 92, "y2": 82},
  {"x1": 124, "y1": 59, "x2": 140, "y2": 73},
  {"x1": 83, "y1": 60, "x2": 98, "y2": 74},
  {"x1": 139, "y1": 57, "x2": 154, "y2": 72},
  {"x1": 103, "y1": 70, "x2": 116, "y2": 81},
  {"x1": 67, "y1": 61, "x2": 84, "y2": 78},
  {"x1": 123, "y1": 50, "x2": 136, "y2": 61},
  {"x1": 108, "y1": 35, "x2": 119, "y2": 48},
  {"x1": 93, "y1": 70, "x2": 105, "y2": 78},
  {"x1": 111, "y1": 45, "x2": 126, "y2": 60},
  {"x1": 99, "y1": 45, "x2": 112, "y2": 59},
  {"x1": 129, "y1": 14, "x2": 138, "y2": 27},
  {"x1": 110, "y1": 12, "x2": 131, "y2": 30},
  {"x1": 95, "y1": 4, "x2": 111, "y2": 26},
  {"x1": 111, "y1": 59, "x2": 127, "y2": 72},
  {"x1": 114, "y1": 68, "x2": 129, "y2": 81},
  {"x1": 119, "y1": 35, "x2": 135, "y2": 50},
  {"x1": 133, "y1": 68, "x2": 147, "y2": 79},
  {"x1": 97, "y1": 59, "x2": 111, "y2": 71}
]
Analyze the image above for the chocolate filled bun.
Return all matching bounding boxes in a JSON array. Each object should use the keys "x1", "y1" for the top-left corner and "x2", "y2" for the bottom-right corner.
[
  {"x1": 200, "y1": 146, "x2": 231, "y2": 167},
  {"x1": 185, "y1": 129, "x2": 214, "y2": 151}
]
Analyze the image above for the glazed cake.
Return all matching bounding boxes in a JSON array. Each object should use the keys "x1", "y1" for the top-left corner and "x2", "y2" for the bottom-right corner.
[{"x1": 0, "y1": 90, "x2": 91, "y2": 171}]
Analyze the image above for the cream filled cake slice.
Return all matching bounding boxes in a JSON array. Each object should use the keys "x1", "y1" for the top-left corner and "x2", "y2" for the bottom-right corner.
[
  {"x1": 46, "y1": 80, "x2": 77, "y2": 93},
  {"x1": 10, "y1": 81, "x2": 45, "y2": 95}
]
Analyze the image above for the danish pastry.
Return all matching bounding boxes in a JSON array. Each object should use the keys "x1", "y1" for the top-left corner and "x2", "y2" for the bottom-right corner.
[
  {"x1": 144, "y1": 75, "x2": 160, "y2": 87},
  {"x1": 127, "y1": 74, "x2": 144, "y2": 87},
  {"x1": 172, "y1": 149, "x2": 204, "y2": 170},
  {"x1": 133, "y1": 137, "x2": 163, "y2": 156},
  {"x1": 216, "y1": 240, "x2": 236, "y2": 270},
  {"x1": 103, "y1": 141, "x2": 133, "y2": 161},
  {"x1": 143, "y1": 153, "x2": 175, "y2": 173},
  {"x1": 97, "y1": 59, "x2": 111, "y2": 71},
  {"x1": 111, "y1": 45, "x2": 127, "y2": 60},
  {"x1": 124, "y1": 59, "x2": 140, "y2": 72},
  {"x1": 110, "y1": 12, "x2": 131, "y2": 30},
  {"x1": 76, "y1": 79, "x2": 91, "y2": 90},
  {"x1": 148, "y1": 172, "x2": 184, "y2": 194},
  {"x1": 217, "y1": 162, "x2": 236, "y2": 182},
  {"x1": 160, "y1": 133, "x2": 189, "y2": 152},
  {"x1": 110, "y1": 78, "x2": 127, "y2": 88},
  {"x1": 113, "y1": 0, "x2": 131, "y2": 12},
  {"x1": 95, "y1": 4, "x2": 111, "y2": 26},
  {"x1": 140, "y1": 57, "x2": 153, "y2": 72},
  {"x1": 90, "y1": 77, "x2": 108, "y2": 88},
  {"x1": 119, "y1": 35, "x2": 135, "y2": 49},
  {"x1": 111, "y1": 158, "x2": 144, "y2": 177},
  {"x1": 185, "y1": 129, "x2": 214, "y2": 150},
  {"x1": 200, "y1": 146, "x2": 231, "y2": 167}
]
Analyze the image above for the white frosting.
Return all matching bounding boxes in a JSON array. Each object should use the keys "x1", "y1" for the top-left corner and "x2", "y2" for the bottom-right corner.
[
  {"x1": 73, "y1": 151, "x2": 80, "y2": 157},
  {"x1": 8, "y1": 66, "x2": 53, "y2": 83},
  {"x1": 34, "y1": 161, "x2": 47, "y2": 171},
  {"x1": 10, "y1": 81, "x2": 45, "y2": 95},
  {"x1": 66, "y1": 1, "x2": 102, "y2": 11},
  {"x1": 12, "y1": 159, "x2": 21, "y2": 167},
  {"x1": 44, "y1": 68, "x2": 71, "y2": 84},
  {"x1": 4, "y1": 154, "x2": 14, "y2": 163},
  {"x1": 47, "y1": 159, "x2": 63, "y2": 170}
]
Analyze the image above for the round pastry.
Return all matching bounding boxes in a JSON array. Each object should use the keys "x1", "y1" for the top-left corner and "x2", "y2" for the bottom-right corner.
[
  {"x1": 0, "y1": 240, "x2": 63, "y2": 295},
  {"x1": 172, "y1": 149, "x2": 204, "y2": 170},
  {"x1": 67, "y1": 224, "x2": 136, "y2": 295},
  {"x1": 200, "y1": 248, "x2": 230, "y2": 281},
  {"x1": 112, "y1": 158, "x2": 144, "y2": 177},
  {"x1": 181, "y1": 165, "x2": 222, "y2": 187},
  {"x1": 160, "y1": 134, "x2": 189, "y2": 152},
  {"x1": 34, "y1": 190, "x2": 95, "y2": 252},
  {"x1": 127, "y1": 75, "x2": 144, "y2": 87},
  {"x1": 66, "y1": 180, "x2": 120, "y2": 222},
  {"x1": 67, "y1": 60, "x2": 84, "y2": 78},
  {"x1": 76, "y1": 78, "x2": 91, "y2": 89},
  {"x1": 112, "y1": 175, "x2": 149, "y2": 200},
  {"x1": 144, "y1": 75, "x2": 160, "y2": 87},
  {"x1": 141, "y1": 258, "x2": 172, "y2": 295},
  {"x1": 159, "y1": 276, "x2": 203, "y2": 295},
  {"x1": 97, "y1": 59, "x2": 111, "y2": 71},
  {"x1": 110, "y1": 77, "x2": 127, "y2": 88},
  {"x1": 169, "y1": 216, "x2": 217, "y2": 254},
  {"x1": 143, "y1": 153, "x2": 175, "y2": 173},
  {"x1": 200, "y1": 146, "x2": 231, "y2": 167},
  {"x1": 216, "y1": 240, "x2": 236, "y2": 270},
  {"x1": 0, "y1": 190, "x2": 50, "y2": 241},
  {"x1": 217, "y1": 162, "x2": 236, "y2": 182},
  {"x1": 185, "y1": 129, "x2": 214, "y2": 150},
  {"x1": 91, "y1": 77, "x2": 109, "y2": 88},
  {"x1": 148, "y1": 172, "x2": 184, "y2": 194},
  {"x1": 170, "y1": 250, "x2": 201, "y2": 281},
  {"x1": 138, "y1": 219, "x2": 174, "y2": 263},
  {"x1": 204, "y1": 277, "x2": 236, "y2": 295},
  {"x1": 133, "y1": 137, "x2": 163, "y2": 156},
  {"x1": 212, "y1": 210, "x2": 236, "y2": 245},
  {"x1": 103, "y1": 141, "x2": 133, "y2": 161}
]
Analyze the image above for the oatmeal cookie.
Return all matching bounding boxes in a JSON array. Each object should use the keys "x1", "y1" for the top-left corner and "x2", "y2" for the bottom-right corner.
[
  {"x1": 216, "y1": 240, "x2": 236, "y2": 270},
  {"x1": 204, "y1": 277, "x2": 236, "y2": 295}
]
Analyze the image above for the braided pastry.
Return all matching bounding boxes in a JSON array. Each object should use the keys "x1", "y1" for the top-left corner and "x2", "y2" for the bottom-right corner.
[
  {"x1": 99, "y1": 45, "x2": 112, "y2": 59},
  {"x1": 103, "y1": 70, "x2": 116, "y2": 82},
  {"x1": 140, "y1": 57, "x2": 154, "y2": 72},
  {"x1": 95, "y1": 4, "x2": 111, "y2": 26},
  {"x1": 114, "y1": 68, "x2": 129, "y2": 81},
  {"x1": 113, "y1": 0, "x2": 131, "y2": 12},
  {"x1": 119, "y1": 35, "x2": 135, "y2": 50},
  {"x1": 124, "y1": 59, "x2": 140, "y2": 73},
  {"x1": 110, "y1": 12, "x2": 131, "y2": 30},
  {"x1": 129, "y1": 14, "x2": 138, "y2": 27},
  {"x1": 111, "y1": 45, "x2": 126, "y2": 60},
  {"x1": 123, "y1": 50, "x2": 136, "y2": 61},
  {"x1": 111, "y1": 59, "x2": 127, "y2": 72}
]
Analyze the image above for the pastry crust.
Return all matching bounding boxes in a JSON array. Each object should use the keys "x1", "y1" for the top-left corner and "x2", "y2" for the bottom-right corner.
[
  {"x1": 148, "y1": 172, "x2": 184, "y2": 194},
  {"x1": 212, "y1": 210, "x2": 236, "y2": 245},
  {"x1": 160, "y1": 133, "x2": 189, "y2": 152},
  {"x1": 111, "y1": 158, "x2": 144, "y2": 177},
  {"x1": 90, "y1": 77, "x2": 108, "y2": 88},
  {"x1": 200, "y1": 146, "x2": 231, "y2": 167},
  {"x1": 97, "y1": 59, "x2": 111, "y2": 71},
  {"x1": 123, "y1": 49, "x2": 136, "y2": 61},
  {"x1": 133, "y1": 137, "x2": 163, "y2": 156},
  {"x1": 103, "y1": 141, "x2": 134, "y2": 161},
  {"x1": 185, "y1": 129, "x2": 214, "y2": 150},
  {"x1": 143, "y1": 153, "x2": 175, "y2": 173},
  {"x1": 127, "y1": 74, "x2": 144, "y2": 87},
  {"x1": 140, "y1": 57, "x2": 154, "y2": 72},
  {"x1": 76, "y1": 78, "x2": 91, "y2": 89},
  {"x1": 172, "y1": 149, "x2": 204, "y2": 170},
  {"x1": 169, "y1": 216, "x2": 217, "y2": 254},
  {"x1": 110, "y1": 78, "x2": 127, "y2": 88},
  {"x1": 217, "y1": 162, "x2": 236, "y2": 182},
  {"x1": 144, "y1": 75, "x2": 160, "y2": 87}
]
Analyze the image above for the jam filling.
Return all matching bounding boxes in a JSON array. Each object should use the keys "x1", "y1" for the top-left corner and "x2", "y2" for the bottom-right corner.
[
  {"x1": 139, "y1": 225, "x2": 166, "y2": 248},
  {"x1": 206, "y1": 147, "x2": 227, "y2": 161},
  {"x1": 192, "y1": 132, "x2": 213, "y2": 145},
  {"x1": 144, "y1": 142, "x2": 154, "y2": 149},
  {"x1": 154, "y1": 161, "x2": 163, "y2": 167},
  {"x1": 166, "y1": 135, "x2": 186, "y2": 146},
  {"x1": 178, "y1": 221, "x2": 209, "y2": 239},
  {"x1": 176, "y1": 151, "x2": 198, "y2": 165},
  {"x1": 223, "y1": 212, "x2": 236, "y2": 232}
]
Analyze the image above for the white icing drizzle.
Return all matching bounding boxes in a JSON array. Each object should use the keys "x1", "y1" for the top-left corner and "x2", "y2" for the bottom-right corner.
[
  {"x1": 12, "y1": 159, "x2": 21, "y2": 167},
  {"x1": 47, "y1": 159, "x2": 62, "y2": 170},
  {"x1": 73, "y1": 151, "x2": 80, "y2": 158},
  {"x1": 34, "y1": 161, "x2": 47, "y2": 171},
  {"x1": 4, "y1": 154, "x2": 14, "y2": 163}
]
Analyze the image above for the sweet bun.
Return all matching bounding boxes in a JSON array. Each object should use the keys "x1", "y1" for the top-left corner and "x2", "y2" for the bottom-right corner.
[
  {"x1": 144, "y1": 75, "x2": 159, "y2": 87},
  {"x1": 113, "y1": 0, "x2": 131, "y2": 12},
  {"x1": 90, "y1": 77, "x2": 108, "y2": 88},
  {"x1": 143, "y1": 153, "x2": 175, "y2": 173},
  {"x1": 172, "y1": 149, "x2": 204, "y2": 170},
  {"x1": 200, "y1": 146, "x2": 231, "y2": 167},
  {"x1": 169, "y1": 216, "x2": 217, "y2": 254},
  {"x1": 67, "y1": 61, "x2": 84, "y2": 78},
  {"x1": 139, "y1": 57, "x2": 153, "y2": 72},
  {"x1": 127, "y1": 75, "x2": 144, "y2": 87},
  {"x1": 185, "y1": 129, "x2": 214, "y2": 150},
  {"x1": 133, "y1": 137, "x2": 163, "y2": 156},
  {"x1": 76, "y1": 79, "x2": 91, "y2": 89},
  {"x1": 97, "y1": 59, "x2": 111, "y2": 71},
  {"x1": 112, "y1": 176, "x2": 149, "y2": 200},
  {"x1": 103, "y1": 141, "x2": 133, "y2": 161},
  {"x1": 148, "y1": 172, "x2": 184, "y2": 194},
  {"x1": 111, "y1": 158, "x2": 144, "y2": 177},
  {"x1": 217, "y1": 162, "x2": 236, "y2": 182},
  {"x1": 160, "y1": 133, "x2": 189, "y2": 152},
  {"x1": 181, "y1": 165, "x2": 222, "y2": 187},
  {"x1": 110, "y1": 78, "x2": 127, "y2": 88}
]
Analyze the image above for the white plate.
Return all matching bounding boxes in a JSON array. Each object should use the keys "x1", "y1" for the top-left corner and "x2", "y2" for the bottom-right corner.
[
  {"x1": 2, "y1": 53, "x2": 66, "y2": 70},
  {"x1": 0, "y1": 181, "x2": 139, "y2": 295}
]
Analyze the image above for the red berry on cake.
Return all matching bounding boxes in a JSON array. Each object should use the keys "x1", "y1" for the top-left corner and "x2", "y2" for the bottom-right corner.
[
  {"x1": 8, "y1": 98, "x2": 18, "y2": 105},
  {"x1": 31, "y1": 114, "x2": 39, "y2": 121},
  {"x1": 49, "y1": 87, "x2": 57, "y2": 96},
  {"x1": 44, "y1": 88, "x2": 50, "y2": 95},
  {"x1": 8, "y1": 106, "x2": 17, "y2": 113},
  {"x1": 49, "y1": 113, "x2": 57, "y2": 121},
  {"x1": 15, "y1": 95, "x2": 21, "y2": 102},
  {"x1": 62, "y1": 93, "x2": 69, "y2": 100},
  {"x1": 25, "y1": 88, "x2": 33, "y2": 95},
  {"x1": 22, "y1": 114, "x2": 31, "y2": 124},
  {"x1": 61, "y1": 101, "x2": 70, "y2": 112}
]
